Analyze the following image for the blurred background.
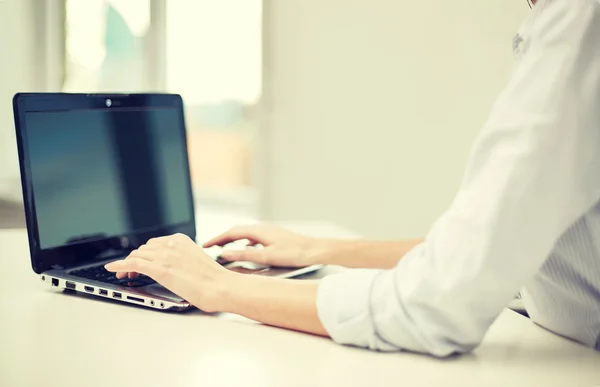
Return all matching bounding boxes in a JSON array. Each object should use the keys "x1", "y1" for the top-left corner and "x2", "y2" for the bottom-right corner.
[{"x1": 0, "y1": 0, "x2": 528, "y2": 238}]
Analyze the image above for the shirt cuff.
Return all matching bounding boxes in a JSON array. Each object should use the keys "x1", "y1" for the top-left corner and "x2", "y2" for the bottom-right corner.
[{"x1": 316, "y1": 269, "x2": 398, "y2": 351}]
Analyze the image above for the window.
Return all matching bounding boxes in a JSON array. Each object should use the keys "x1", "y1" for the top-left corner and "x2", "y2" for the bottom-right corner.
[
  {"x1": 165, "y1": 1, "x2": 261, "y2": 106},
  {"x1": 62, "y1": 0, "x2": 261, "y2": 214},
  {"x1": 64, "y1": 0, "x2": 151, "y2": 93},
  {"x1": 165, "y1": 1, "x2": 261, "y2": 210}
]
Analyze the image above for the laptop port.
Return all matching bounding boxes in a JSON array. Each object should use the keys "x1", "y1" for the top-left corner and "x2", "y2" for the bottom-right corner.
[
  {"x1": 113, "y1": 292, "x2": 122, "y2": 299},
  {"x1": 150, "y1": 300, "x2": 155, "y2": 306},
  {"x1": 51, "y1": 278, "x2": 59, "y2": 287},
  {"x1": 99, "y1": 289, "x2": 108, "y2": 296},
  {"x1": 126, "y1": 296, "x2": 144, "y2": 303},
  {"x1": 160, "y1": 302, "x2": 165, "y2": 308},
  {"x1": 65, "y1": 281, "x2": 76, "y2": 290},
  {"x1": 84, "y1": 286, "x2": 94, "y2": 293}
]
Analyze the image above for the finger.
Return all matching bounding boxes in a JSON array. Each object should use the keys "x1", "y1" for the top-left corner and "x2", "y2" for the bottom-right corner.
[
  {"x1": 203, "y1": 227, "x2": 262, "y2": 248},
  {"x1": 116, "y1": 271, "x2": 139, "y2": 280},
  {"x1": 105, "y1": 258, "x2": 162, "y2": 280},
  {"x1": 127, "y1": 248, "x2": 163, "y2": 262},
  {"x1": 220, "y1": 249, "x2": 268, "y2": 264},
  {"x1": 115, "y1": 249, "x2": 161, "y2": 279}
]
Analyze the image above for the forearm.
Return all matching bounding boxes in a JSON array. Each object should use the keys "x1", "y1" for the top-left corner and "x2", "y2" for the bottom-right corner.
[
  {"x1": 219, "y1": 273, "x2": 328, "y2": 337},
  {"x1": 315, "y1": 239, "x2": 423, "y2": 269}
]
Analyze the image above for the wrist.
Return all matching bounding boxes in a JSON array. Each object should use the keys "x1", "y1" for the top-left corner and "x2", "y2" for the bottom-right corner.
[
  {"x1": 211, "y1": 270, "x2": 253, "y2": 314},
  {"x1": 307, "y1": 238, "x2": 346, "y2": 266}
]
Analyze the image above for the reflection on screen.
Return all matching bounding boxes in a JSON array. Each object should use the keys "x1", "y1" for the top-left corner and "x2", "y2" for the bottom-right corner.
[{"x1": 25, "y1": 108, "x2": 193, "y2": 249}]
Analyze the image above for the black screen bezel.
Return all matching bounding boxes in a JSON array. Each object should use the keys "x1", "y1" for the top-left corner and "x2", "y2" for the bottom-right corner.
[{"x1": 13, "y1": 93, "x2": 196, "y2": 273}]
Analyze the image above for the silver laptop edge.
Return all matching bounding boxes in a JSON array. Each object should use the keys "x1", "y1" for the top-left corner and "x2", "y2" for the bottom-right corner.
[{"x1": 40, "y1": 260, "x2": 323, "y2": 312}]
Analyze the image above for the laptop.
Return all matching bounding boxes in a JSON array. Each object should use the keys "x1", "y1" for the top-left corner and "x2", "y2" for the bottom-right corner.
[{"x1": 13, "y1": 93, "x2": 322, "y2": 311}]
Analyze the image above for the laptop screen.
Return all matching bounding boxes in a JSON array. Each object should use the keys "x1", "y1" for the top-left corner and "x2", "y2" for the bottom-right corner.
[{"x1": 24, "y1": 107, "x2": 193, "y2": 250}]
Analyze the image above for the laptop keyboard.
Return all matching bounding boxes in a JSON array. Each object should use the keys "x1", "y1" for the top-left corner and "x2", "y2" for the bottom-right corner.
[
  {"x1": 69, "y1": 244, "x2": 256, "y2": 287},
  {"x1": 70, "y1": 265, "x2": 156, "y2": 287},
  {"x1": 70, "y1": 256, "x2": 233, "y2": 287}
]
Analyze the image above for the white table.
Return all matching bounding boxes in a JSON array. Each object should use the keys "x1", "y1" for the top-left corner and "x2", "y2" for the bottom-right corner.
[{"x1": 1, "y1": 215, "x2": 599, "y2": 387}]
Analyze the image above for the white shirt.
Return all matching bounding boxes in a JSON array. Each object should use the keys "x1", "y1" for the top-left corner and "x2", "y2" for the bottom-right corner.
[{"x1": 316, "y1": 0, "x2": 600, "y2": 357}]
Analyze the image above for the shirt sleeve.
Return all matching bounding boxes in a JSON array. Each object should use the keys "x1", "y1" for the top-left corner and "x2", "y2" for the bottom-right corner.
[{"x1": 317, "y1": 0, "x2": 600, "y2": 357}]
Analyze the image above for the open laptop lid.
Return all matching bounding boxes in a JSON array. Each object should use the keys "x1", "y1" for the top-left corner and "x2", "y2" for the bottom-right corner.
[{"x1": 13, "y1": 93, "x2": 196, "y2": 274}]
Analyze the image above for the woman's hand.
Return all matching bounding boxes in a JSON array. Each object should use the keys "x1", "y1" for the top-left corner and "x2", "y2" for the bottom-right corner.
[
  {"x1": 203, "y1": 224, "x2": 329, "y2": 268},
  {"x1": 104, "y1": 233, "x2": 233, "y2": 312},
  {"x1": 104, "y1": 232, "x2": 329, "y2": 338},
  {"x1": 204, "y1": 224, "x2": 422, "y2": 269}
]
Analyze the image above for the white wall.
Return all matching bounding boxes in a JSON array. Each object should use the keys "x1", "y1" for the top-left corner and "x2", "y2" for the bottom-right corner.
[
  {"x1": 260, "y1": 0, "x2": 529, "y2": 239},
  {"x1": 0, "y1": 0, "x2": 44, "y2": 201}
]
